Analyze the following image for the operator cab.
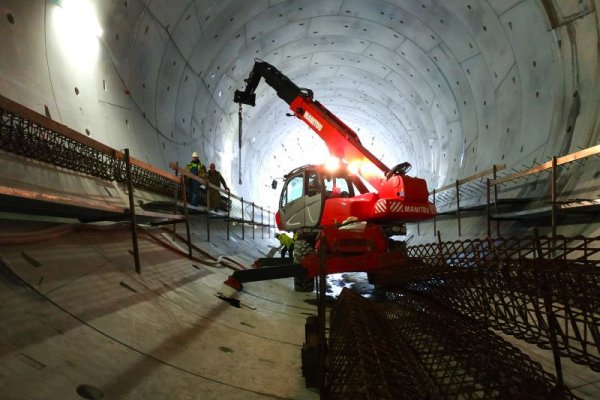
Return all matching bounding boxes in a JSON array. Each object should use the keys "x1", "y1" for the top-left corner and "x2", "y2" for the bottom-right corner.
[{"x1": 278, "y1": 164, "x2": 363, "y2": 231}]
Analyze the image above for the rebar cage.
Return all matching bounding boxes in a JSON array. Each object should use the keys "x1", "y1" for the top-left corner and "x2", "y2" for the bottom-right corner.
[{"x1": 325, "y1": 234, "x2": 599, "y2": 399}]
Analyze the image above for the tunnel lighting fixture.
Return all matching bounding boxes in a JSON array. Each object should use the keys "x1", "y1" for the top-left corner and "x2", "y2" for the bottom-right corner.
[
  {"x1": 52, "y1": 0, "x2": 103, "y2": 69},
  {"x1": 54, "y1": 0, "x2": 103, "y2": 38}
]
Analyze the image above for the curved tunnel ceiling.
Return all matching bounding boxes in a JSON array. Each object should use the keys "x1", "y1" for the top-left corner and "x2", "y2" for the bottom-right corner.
[{"x1": 2, "y1": 0, "x2": 598, "y2": 209}]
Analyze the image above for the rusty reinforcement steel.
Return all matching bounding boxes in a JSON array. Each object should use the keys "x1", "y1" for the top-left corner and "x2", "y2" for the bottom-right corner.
[
  {"x1": 327, "y1": 289, "x2": 579, "y2": 399},
  {"x1": 383, "y1": 291, "x2": 578, "y2": 399},
  {"x1": 0, "y1": 106, "x2": 178, "y2": 197},
  {"x1": 326, "y1": 289, "x2": 438, "y2": 400},
  {"x1": 368, "y1": 235, "x2": 600, "y2": 374}
]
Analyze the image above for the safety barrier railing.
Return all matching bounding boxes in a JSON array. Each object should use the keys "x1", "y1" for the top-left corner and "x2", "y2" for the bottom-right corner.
[
  {"x1": 0, "y1": 93, "x2": 275, "y2": 271},
  {"x1": 488, "y1": 144, "x2": 600, "y2": 240},
  {"x1": 428, "y1": 164, "x2": 506, "y2": 236},
  {"x1": 426, "y1": 143, "x2": 600, "y2": 239},
  {"x1": 169, "y1": 162, "x2": 275, "y2": 242}
]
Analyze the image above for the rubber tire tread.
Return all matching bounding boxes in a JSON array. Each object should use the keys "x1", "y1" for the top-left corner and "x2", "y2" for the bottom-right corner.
[{"x1": 293, "y1": 239, "x2": 315, "y2": 292}]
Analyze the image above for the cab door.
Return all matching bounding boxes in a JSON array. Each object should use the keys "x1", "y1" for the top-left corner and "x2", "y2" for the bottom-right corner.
[
  {"x1": 279, "y1": 173, "x2": 305, "y2": 230},
  {"x1": 304, "y1": 170, "x2": 323, "y2": 227}
]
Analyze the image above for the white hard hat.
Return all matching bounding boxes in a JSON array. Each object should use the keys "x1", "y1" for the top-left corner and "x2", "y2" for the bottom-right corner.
[{"x1": 192, "y1": 151, "x2": 199, "y2": 158}]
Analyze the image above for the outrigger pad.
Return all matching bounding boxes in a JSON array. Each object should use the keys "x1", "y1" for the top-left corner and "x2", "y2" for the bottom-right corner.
[{"x1": 224, "y1": 276, "x2": 243, "y2": 291}]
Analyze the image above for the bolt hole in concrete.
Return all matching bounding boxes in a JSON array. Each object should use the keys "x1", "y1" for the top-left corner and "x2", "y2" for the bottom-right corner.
[
  {"x1": 6, "y1": 13, "x2": 15, "y2": 24},
  {"x1": 76, "y1": 384, "x2": 104, "y2": 399}
]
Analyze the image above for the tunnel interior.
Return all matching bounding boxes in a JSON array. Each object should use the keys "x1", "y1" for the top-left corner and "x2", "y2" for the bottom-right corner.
[
  {"x1": 2, "y1": 0, "x2": 599, "y2": 214},
  {"x1": 1, "y1": 1, "x2": 600, "y2": 399}
]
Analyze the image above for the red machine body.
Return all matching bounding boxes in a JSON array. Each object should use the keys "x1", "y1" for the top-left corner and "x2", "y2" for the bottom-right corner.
[{"x1": 231, "y1": 60, "x2": 436, "y2": 289}]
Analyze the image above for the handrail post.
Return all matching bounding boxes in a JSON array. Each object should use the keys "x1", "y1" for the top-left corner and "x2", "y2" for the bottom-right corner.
[
  {"x1": 124, "y1": 149, "x2": 141, "y2": 274},
  {"x1": 493, "y1": 164, "x2": 500, "y2": 236},
  {"x1": 227, "y1": 190, "x2": 231, "y2": 241},
  {"x1": 551, "y1": 156, "x2": 558, "y2": 253},
  {"x1": 486, "y1": 178, "x2": 491, "y2": 237},
  {"x1": 180, "y1": 175, "x2": 192, "y2": 259},
  {"x1": 261, "y1": 206, "x2": 264, "y2": 239},
  {"x1": 433, "y1": 189, "x2": 437, "y2": 237},
  {"x1": 206, "y1": 179, "x2": 211, "y2": 242},
  {"x1": 252, "y1": 202, "x2": 255, "y2": 239},
  {"x1": 172, "y1": 162, "x2": 179, "y2": 239},
  {"x1": 241, "y1": 197, "x2": 245, "y2": 240},
  {"x1": 455, "y1": 180, "x2": 461, "y2": 236}
]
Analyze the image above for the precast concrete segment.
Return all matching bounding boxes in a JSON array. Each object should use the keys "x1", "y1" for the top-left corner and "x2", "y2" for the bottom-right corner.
[
  {"x1": 0, "y1": 219, "x2": 318, "y2": 399},
  {"x1": 3, "y1": 0, "x2": 598, "y2": 219}
]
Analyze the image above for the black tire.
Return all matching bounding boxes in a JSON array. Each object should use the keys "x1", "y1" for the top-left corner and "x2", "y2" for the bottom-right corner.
[
  {"x1": 301, "y1": 316, "x2": 321, "y2": 388},
  {"x1": 293, "y1": 239, "x2": 315, "y2": 292}
]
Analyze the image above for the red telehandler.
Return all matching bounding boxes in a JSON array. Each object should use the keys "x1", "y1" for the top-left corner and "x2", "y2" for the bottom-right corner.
[{"x1": 224, "y1": 60, "x2": 436, "y2": 292}]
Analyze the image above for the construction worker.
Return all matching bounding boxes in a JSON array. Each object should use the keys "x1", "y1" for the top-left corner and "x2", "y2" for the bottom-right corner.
[
  {"x1": 275, "y1": 232, "x2": 295, "y2": 259},
  {"x1": 207, "y1": 163, "x2": 229, "y2": 210},
  {"x1": 185, "y1": 152, "x2": 206, "y2": 206}
]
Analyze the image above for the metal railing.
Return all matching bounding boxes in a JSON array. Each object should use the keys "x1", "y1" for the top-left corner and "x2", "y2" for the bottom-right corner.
[
  {"x1": 0, "y1": 93, "x2": 275, "y2": 270},
  {"x1": 169, "y1": 162, "x2": 275, "y2": 242},
  {"x1": 424, "y1": 144, "x2": 600, "y2": 239},
  {"x1": 429, "y1": 164, "x2": 506, "y2": 236},
  {"x1": 488, "y1": 145, "x2": 600, "y2": 239}
]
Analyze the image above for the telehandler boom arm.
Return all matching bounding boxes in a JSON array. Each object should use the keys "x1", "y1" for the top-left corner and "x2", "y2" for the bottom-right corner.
[{"x1": 234, "y1": 60, "x2": 391, "y2": 190}]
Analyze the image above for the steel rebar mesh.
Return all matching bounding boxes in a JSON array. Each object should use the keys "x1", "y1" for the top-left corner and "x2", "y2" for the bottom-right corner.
[
  {"x1": 369, "y1": 235, "x2": 600, "y2": 372},
  {"x1": 1, "y1": 106, "x2": 180, "y2": 198},
  {"x1": 326, "y1": 288, "x2": 438, "y2": 400},
  {"x1": 383, "y1": 292, "x2": 579, "y2": 399},
  {"x1": 1, "y1": 108, "x2": 116, "y2": 180}
]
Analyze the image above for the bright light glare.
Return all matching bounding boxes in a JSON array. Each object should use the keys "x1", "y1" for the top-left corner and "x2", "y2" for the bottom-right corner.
[
  {"x1": 346, "y1": 159, "x2": 384, "y2": 179},
  {"x1": 324, "y1": 156, "x2": 340, "y2": 172},
  {"x1": 53, "y1": 0, "x2": 103, "y2": 68},
  {"x1": 359, "y1": 161, "x2": 384, "y2": 178},
  {"x1": 348, "y1": 160, "x2": 361, "y2": 175}
]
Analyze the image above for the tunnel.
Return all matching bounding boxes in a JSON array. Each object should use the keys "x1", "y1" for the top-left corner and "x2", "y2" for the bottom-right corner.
[{"x1": 0, "y1": 0, "x2": 599, "y2": 398}]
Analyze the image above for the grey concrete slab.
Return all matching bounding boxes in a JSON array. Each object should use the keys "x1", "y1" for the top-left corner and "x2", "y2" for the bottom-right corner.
[{"x1": 0, "y1": 219, "x2": 318, "y2": 399}]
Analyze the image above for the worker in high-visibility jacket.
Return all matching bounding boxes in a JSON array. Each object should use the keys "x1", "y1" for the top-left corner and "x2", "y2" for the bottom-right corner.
[
  {"x1": 185, "y1": 151, "x2": 206, "y2": 206},
  {"x1": 275, "y1": 232, "x2": 295, "y2": 259}
]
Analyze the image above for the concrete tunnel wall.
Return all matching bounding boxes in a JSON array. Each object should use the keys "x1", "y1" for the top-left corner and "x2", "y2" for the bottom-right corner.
[{"x1": 1, "y1": 0, "x2": 600, "y2": 237}]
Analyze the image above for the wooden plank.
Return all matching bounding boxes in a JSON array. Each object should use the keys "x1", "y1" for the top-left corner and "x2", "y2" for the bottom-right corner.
[
  {"x1": 491, "y1": 145, "x2": 600, "y2": 186},
  {"x1": 433, "y1": 164, "x2": 506, "y2": 193},
  {"x1": 0, "y1": 185, "x2": 128, "y2": 214}
]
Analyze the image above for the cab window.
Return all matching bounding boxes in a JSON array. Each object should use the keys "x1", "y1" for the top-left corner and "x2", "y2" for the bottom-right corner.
[
  {"x1": 281, "y1": 175, "x2": 304, "y2": 206},
  {"x1": 323, "y1": 176, "x2": 352, "y2": 196},
  {"x1": 306, "y1": 171, "x2": 321, "y2": 196}
]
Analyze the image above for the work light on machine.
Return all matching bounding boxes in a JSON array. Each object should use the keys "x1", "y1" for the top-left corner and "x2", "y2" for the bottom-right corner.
[{"x1": 324, "y1": 156, "x2": 341, "y2": 172}]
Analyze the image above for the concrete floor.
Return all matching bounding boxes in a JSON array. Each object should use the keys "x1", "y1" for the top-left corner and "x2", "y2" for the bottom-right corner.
[
  {"x1": 0, "y1": 217, "x2": 319, "y2": 399},
  {"x1": 2, "y1": 216, "x2": 598, "y2": 399}
]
